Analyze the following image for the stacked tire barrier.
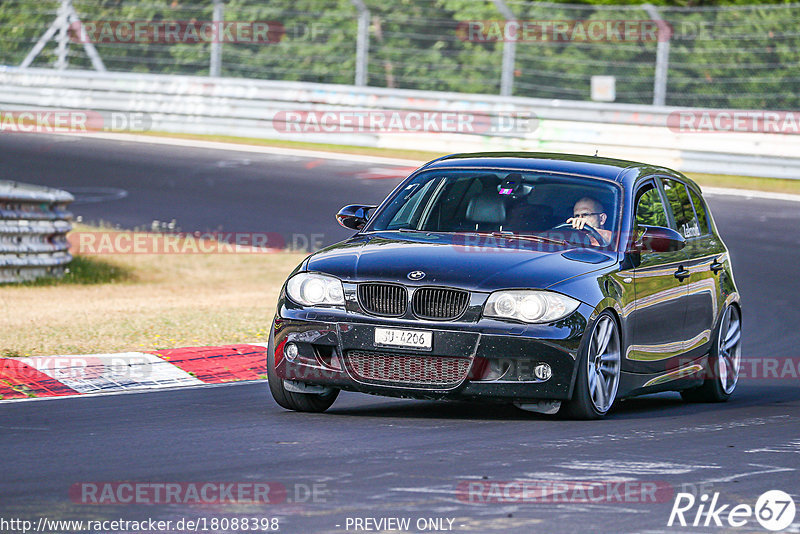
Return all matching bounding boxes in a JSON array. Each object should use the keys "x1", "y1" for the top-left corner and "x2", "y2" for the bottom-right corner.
[{"x1": 0, "y1": 181, "x2": 73, "y2": 283}]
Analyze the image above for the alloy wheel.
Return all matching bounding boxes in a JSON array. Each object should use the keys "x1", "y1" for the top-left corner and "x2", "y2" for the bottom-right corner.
[
  {"x1": 717, "y1": 306, "x2": 742, "y2": 395},
  {"x1": 586, "y1": 315, "x2": 621, "y2": 413}
]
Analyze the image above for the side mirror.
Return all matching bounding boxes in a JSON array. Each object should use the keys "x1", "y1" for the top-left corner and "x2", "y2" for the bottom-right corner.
[
  {"x1": 630, "y1": 225, "x2": 686, "y2": 253},
  {"x1": 336, "y1": 204, "x2": 377, "y2": 231}
]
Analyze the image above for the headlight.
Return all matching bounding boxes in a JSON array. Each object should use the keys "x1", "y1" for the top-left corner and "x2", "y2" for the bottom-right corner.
[
  {"x1": 484, "y1": 290, "x2": 580, "y2": 323},
  {"x1": 286, "y1": 273, "x2": 345, "y2": 307}
]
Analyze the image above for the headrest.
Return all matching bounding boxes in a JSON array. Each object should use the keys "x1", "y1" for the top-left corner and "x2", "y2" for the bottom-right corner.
[{"x1": 466, "y1": 194, "x2": 506, "y2": 224}]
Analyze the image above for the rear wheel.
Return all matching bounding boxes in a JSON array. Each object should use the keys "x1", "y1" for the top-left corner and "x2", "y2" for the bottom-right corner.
[
  {"x1": 561, "y1": 311, "x2": 621, "y2": 419},
  {"x1": 266, "y1": 328, "x2": 339, "y2": 413},
  {"x1": 681, "y1": 305, "x2": 741, "y2": 403}
]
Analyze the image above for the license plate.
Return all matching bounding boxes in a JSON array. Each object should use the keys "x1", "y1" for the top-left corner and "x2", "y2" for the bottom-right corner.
[{"x1": 374, "y1": 328, "x2": 432, "y2": 351}]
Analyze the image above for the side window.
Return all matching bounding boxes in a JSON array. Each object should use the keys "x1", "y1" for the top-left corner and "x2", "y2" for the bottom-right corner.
[
  {"x1": 420, "y1": 177, "x2": 481, "y2": 231},
  {"x1": 635, "y1": 183, "x2": 669, "y2": 228},
  {"x1": 662, "y1": 178, "x2": 701, "y2": 238},
  {"x1": 687, "y1": 187, "x2": 710, "y2": 235},
  {"x1": 387, "y1": 179, "x2": 438, "y2": 229}
]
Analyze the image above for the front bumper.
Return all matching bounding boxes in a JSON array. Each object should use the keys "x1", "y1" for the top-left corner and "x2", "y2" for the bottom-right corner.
[{"x1": 272, "y1": 304, "x2": 591, "y2": 402}]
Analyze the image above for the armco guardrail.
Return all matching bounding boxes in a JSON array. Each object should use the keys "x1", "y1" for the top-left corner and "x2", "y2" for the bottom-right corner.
[
  {"x1": 1, "y1": 67, "x2": 798, "y2": 179},
  {"x1": 0, "y1": 181, "x2": 73, "y2": 283}
]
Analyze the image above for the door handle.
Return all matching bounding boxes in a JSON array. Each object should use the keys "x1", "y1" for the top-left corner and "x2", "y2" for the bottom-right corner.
[
  {"x1": 710, "y1": 259, "x2": 724, "y2": 274},
  {"x1": 674, "y1": 266, "x2": 691, "y2": 281}
]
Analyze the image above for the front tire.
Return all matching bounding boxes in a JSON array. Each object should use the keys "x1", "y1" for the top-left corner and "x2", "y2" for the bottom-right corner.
[
  {"x1": 561, "y1": 311, "x2": 621, "y2": 420},
  {"x1": 681, "y1": 305, "x2": 741, "y2": 403},
  {"x1": 267, "y1": 327, "x2": 339, "y2": 413}
]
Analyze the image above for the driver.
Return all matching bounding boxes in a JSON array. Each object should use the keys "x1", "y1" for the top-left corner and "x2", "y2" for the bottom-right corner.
[{"x1": 566, "y1": 197, "x2": 612, "y2": 244}]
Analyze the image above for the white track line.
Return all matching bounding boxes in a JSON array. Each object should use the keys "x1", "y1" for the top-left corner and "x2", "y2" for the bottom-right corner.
[
  {"x1": 0, "y1": 379, "x2": 261, "y2": 404},
  {"x1": 71, "y1": 132, "x2": 423, "y2": 166},
  {"x1": 59, "y1": 132, "x2": 800, "y2": 203},
  {"x1": 701, "y1": 186, "x2": 800, "y2": 203}
]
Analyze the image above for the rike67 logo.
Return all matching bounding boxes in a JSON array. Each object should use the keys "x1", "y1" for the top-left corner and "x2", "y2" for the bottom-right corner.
[{"x1": 668, "y1": 490, "x2": 796, "y2": 531}]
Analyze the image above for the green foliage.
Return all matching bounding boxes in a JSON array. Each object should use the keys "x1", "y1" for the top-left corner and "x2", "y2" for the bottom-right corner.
[
  {"x1": 0, "y1": 0, "x2": 796, "y2": 107},
  {"x1": 18, "y1": 256, "x2": 133, "y2": 286}
]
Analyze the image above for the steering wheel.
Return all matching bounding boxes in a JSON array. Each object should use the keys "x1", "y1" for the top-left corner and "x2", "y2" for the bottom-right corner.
[{"x1": 551, "y1": 222, "x2": 606, "y2": 246}]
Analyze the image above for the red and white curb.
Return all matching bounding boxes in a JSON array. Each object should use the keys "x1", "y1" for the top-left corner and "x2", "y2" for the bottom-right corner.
[{"x1": 0, "y1": 343, "x2": 269, "y2": 402}]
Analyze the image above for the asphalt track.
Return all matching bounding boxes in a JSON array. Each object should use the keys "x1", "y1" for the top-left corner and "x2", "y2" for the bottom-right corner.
[{"x1": 1, "y1": 134, "x2": 799, "y2": 533}]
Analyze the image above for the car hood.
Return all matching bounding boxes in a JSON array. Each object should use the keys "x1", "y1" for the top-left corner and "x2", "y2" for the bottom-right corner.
[{"x1": 305, "y1": 231, "x2": 616, "y2": 293}]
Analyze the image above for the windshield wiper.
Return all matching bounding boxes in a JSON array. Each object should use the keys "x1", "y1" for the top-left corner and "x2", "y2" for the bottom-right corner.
[
  {"x1": 487, "y1": 232, "x2": 569, "y2": 246},
  {"x1": 399, "y1": 229, "x2": 571, "y2": 247}
]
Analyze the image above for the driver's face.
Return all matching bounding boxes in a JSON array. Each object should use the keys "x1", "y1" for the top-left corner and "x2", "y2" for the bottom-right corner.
[{"x1": 573, "y1": 200, "x2": 607, "y2": 228}]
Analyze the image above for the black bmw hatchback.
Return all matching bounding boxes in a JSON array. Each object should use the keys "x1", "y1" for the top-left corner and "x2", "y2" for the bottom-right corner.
[{"x1": 267, "y1": 152, "x2": 742, "y2": 419}]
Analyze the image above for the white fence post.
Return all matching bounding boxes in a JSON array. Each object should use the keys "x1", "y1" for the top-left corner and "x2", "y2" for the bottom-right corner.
[
  {"x1": 351, "y1": 0, "x2": 370, "y2": 86},
  {"x1": 492, "y1": 0, "x2": 516, "y2": 97},
  {"x1": 643, "y1": 3, "x2": 670, "y2": 106},
  {"x1": 210, "y1": 0, "x2": 224, "y2": 77},
  {"x1": 55, "y1": 0, "x2": 70, "y2": 70}
]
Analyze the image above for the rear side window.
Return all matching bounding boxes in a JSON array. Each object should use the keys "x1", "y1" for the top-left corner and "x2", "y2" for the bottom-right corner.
[
  {"x1": 662, "y1": 178, "x2": 701, "y2": 238},
  {"x1": 635, "y1": 183, "x2": 669, "y2": 227},
  {"x1": 687, "y1": 187, "x2": 710, "y2": 235}
]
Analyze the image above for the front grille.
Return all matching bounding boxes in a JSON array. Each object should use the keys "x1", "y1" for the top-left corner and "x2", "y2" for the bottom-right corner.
[
  {"x1": 358, "y1": 283, "x2": 407, "y2": 316},
  {"x1": 412, "y1": 287, "x2": 470, "y2": 320},
  {"x1": 344, "y1": 350, "x2": 471, "y2": 388}
]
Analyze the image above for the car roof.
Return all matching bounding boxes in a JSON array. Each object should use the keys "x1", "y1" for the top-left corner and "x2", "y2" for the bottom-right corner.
[{"x1": 422, "y1": 152, "x2": 701, "y2": 192}]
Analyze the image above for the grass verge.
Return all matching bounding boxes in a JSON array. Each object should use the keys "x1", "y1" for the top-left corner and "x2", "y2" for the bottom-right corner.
[
  {"x1": 140, "y1": 131, "x2": 442, "y2": 162},
  {"x1": 683, "y1": 172, "x2": 800, "y2": 195},
  {"x1": 21, "y1": 256, "x2": 134, "y2": 286},
  {"x1": 140, "y1": 131, "x2": 800, "y2": 195},
  {"x1": 0, "y1": 224, "x2": 305, "y2": 356}
]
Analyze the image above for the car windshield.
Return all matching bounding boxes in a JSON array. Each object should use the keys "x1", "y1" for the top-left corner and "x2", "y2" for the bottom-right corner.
[{"x1": 367, "y1": 169, "x2": 621, "y2": 249}]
